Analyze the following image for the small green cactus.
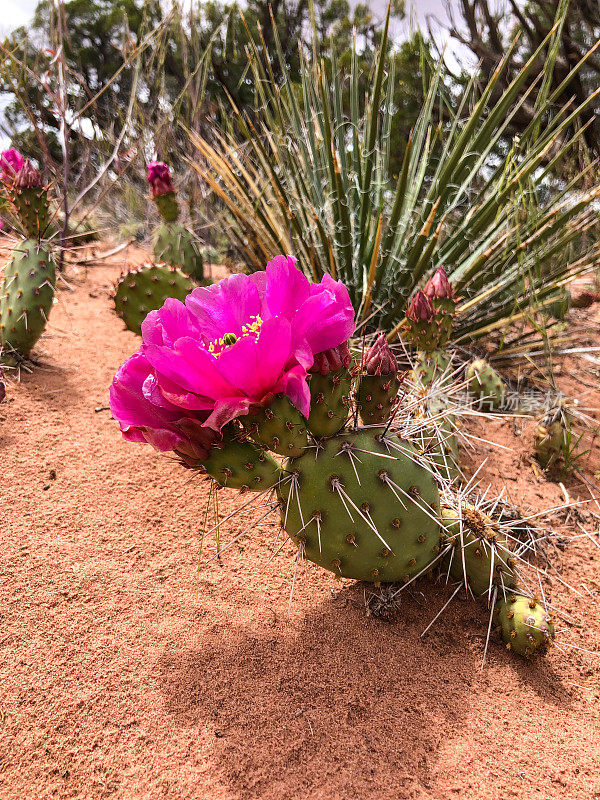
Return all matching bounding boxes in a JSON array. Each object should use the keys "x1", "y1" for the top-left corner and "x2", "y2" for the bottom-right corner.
[
  {"x1": 153, "y1": 222, "x2": 205, "y2": 282},
  {"x1": 534, "y1": 404, "x2": 573, "y2": 472},
  {"x1": 465, "y1": 358, "x2": 505, "y2": 411},
  {"x1": 278, "y1": 428, "x2": 441, "y2": 583},
  {"x1": 441, "y1": 504, "x2": 516, "y2": 598},
  {"x1": 113, "y1": 263, "x2": 195, "y2": 336},
  {"x1": 0, "y1": 239, "x2": 55, "y2": 361},
  {"x1": 494, "y1": 594, "x2": 555, "y2": 657}
]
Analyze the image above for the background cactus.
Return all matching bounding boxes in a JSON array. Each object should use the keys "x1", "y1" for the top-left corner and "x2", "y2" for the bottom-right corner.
[
  {"x1": 113, "y1": 263, "x2": 195, "y2": 336},
  {"x1": 534, "y1": 403, "x2": 573, "y2": 472},
  {"x1": 148, "y1": 161, "x2": 205, "y2": 282},
  {"x1": 465, "y1": 359, "x2": 506, "y2": 411},
  {"x1": 0, "y1": 239, "x2": 55, "y2": 362}
]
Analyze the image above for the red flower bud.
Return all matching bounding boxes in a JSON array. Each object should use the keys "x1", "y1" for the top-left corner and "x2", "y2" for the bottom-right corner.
[
  {"x1": 406, "y1": 290, "x2": 435, "y2": 323},
  {"x1": 311, "y1": 340, "x2": 352, "y2": 376},
  {"x1": 13, "y1": 159, "x2": 43, "y2": 189},
  {"x1": 147, "y1": 161, "x2": 175, "y2": 198},
  {"x1": 424, "y1": 266, "x2": 454, "y2": 300},
  {"x1": 362, "y1": 334, "x2": 397, "y2": 376}
]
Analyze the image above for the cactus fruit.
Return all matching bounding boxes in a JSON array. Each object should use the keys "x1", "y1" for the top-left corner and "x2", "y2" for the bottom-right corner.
[
  {"x1": 307, "y1": 343, "x2": 352, "y2": 437},
  {"x1": 202, "y1": 431, "x2": 282, "y2": 490},
  {"x1": 423, "y1": 266, "x2": 456, "y2": 343},
  {"x1": 278, "y1": 428, "x2": 440, "y2": 583},
  {"x1": 241, "y1": 394, "x2": 309, "y2": 457},
  {"x1": 0, "y1": 239, "x2": 55, "y2": 360},
  {"x1": 465, "y1": 358, "x2": 505, "y2": 411},
  {"x1": 495, "y1": 595, "x2": 555, "y2": 657},
  {"x1": 534, "y1": 404, "x2": 572, "y2": 472},
  {"x1": 441, "y1": 504, "x2": 516, "y2": 598},
  {"x1": 152, "y1": 222, "x2": 204, "y2": 281},
  {"x1": 113, "y1": 263, "x2": 195, "y2": 336},
  {"x1": 357, "y1": 335, "x2": 401, "y2": 426}
]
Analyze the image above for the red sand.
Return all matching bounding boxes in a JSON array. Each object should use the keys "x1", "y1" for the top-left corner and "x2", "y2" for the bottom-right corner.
[{"x1": 1, "y1": 246, "x2": 600, "y2": 799}]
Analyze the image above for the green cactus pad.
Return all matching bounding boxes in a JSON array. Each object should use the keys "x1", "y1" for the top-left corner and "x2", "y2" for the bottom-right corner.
[
  {"x1": 278, "y1": 428, "x2": 441, "y2": 583},
  {"x1": 152, "y1": 222, "x2": 204, "y2": 281},
  {"x1": 203, "y1": 435, "x2": 282, "y2": 490},
  {"x1": 0, "y1": 239, "x2": 55, "y2": 360},
  {"x1": 495, "y1": 594, "x2": 555, "y2": 658},
  {"x1": 357, "y1": 373, "x2": 400, "y2": 426},
  {"x1": 153, "y1": 191, "x2": 179, "y2": 223},
  {"x1": 465, "y1": 358, "x2": 505, "y2": 411},
  {"x1": 441, "y1": 505, "x2": 516, "y2": 598},
  {"x1": 307, "y1": 369, "x2": 351, "y2": 438},
  {"x1": 418, "y1": 414, "x2": 460, "y2": 483},
  {"x1": 241, "y1": 394, "x2": 308, "y2": 457},
  {"x1": 113, "y1": 263, "x2": 195, "y2": 336},
  {"x1": 10, "y1": 186, "x2": 51, "y2": 239},
  {"x1": 412, "y1": 349, "x2": 451, "y2": 387}
]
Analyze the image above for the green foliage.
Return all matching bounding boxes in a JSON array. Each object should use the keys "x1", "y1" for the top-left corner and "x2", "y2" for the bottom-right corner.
[{"x1": 191, "y1": 4, "x2": 600, "y2": 355}]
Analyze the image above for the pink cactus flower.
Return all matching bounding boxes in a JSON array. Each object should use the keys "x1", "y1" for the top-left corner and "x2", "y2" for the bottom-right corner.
[
  {"x1": 424, "y1": 265, "x2": 454, "y2": 300},
  {"x1": 147, "y1": 161, "x2": 175, "y2": 198},
  {"x1": 406, "y1": 290, "x2": 435, "y2": 323},
  {"x1": 110, "y1": 255, "x2": 355, "y2": 448},
  {"x1": 362, "y1": 334, "x2": 397, "y2": 375},
  {"x1": 0, "y1": 148, "x2": 24, "y2": 178},
  {"x1": 110, "y1": 352, "x2": 220, "y2": 462}
]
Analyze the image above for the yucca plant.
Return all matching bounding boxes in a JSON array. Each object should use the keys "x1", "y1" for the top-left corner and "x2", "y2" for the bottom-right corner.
[{"x1": 189, "y1": 1, "x2": 600, "y2": 357}]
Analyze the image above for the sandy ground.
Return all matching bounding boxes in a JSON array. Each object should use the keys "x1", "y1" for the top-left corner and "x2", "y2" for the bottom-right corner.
[{"x1": 1, "y1": 243, "x2": 600, "y2": 800}]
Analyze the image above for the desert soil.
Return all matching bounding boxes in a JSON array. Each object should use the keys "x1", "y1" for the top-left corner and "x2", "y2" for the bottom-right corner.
[{"x1": 1, "y1": 241, "x2": 600, "y2": 800}]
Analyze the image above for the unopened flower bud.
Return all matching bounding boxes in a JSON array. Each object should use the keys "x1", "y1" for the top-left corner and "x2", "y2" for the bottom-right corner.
[
  {"x1": 406, "y1": 290, "x2": 435, "y2": 323},
  {"x1": 363, "y1": 334, "x2": 397, "y2": 375},
  {"x1": 424, "y1": 266, "x2": 454, "y2": 301},
  {"x1": 147, "y1": 161, "x2": 175, "y2": 198},
  {"x1": 311, "y1": 340, "x2": 352, "y2": 376}
]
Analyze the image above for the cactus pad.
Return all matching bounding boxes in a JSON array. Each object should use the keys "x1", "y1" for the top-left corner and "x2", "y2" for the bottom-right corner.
[
  {"x1": 0, "y1": 239, "x2": 55, "y2": 360},
  {"x1": 10, "y1": 185, "x2": 51, "y2": 239},
  {"x1": 534, "y1": 405, "x2": 572, "y2": 472},
  {"x1": 152, "y1": 222, "x2": 204, "y2": 281},
  {"x1": 241, "y1": 394, "x2": 309, "y2": 457},
  {"x1": 278, "y1": 428, "x2": 441, "y2": 582},
  {"x1": 357, "y1": 373, "x2": 400, "y2": 426},
  {"x1": 412, "y1": 349, "x2": 451, "y2": 387},
  {"x1": 495, "y1": 595, "x2": 555, "y2": 657},
  {"x1": 113, "y1": 263, "x2": 195, "y2": 336},
  {"x1": 203, "y1": 435, "x2": 282, "y2": 490},
  {"x1": 307, "y1": 369, "x2": 351, "y2": 438},
  {"x1": 441, "y1": 504, "x2": 516, "y2": 598},
  {"x1": 465, "y1": 358, "x2": 505, "y2": 410}
]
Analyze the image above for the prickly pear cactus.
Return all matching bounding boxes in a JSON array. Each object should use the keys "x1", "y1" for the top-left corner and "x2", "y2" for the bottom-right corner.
[
  {"x1": 465, "y1": 358, "x2": 505, "y2": 411},
  {"x1": 534, "y1": 404, "x2": 572, "y2": 472},
  {"x1": 152, "y1": 222, "x2": 205, "y2": 282},
  {"x1": 241, "y1": 394, "x2": 309, "y2": 457},
  {"x1": 278, "y1": 428, "x2": 441, "y2": 583},
  {"x1": 357, "y1": 335, "x2": 400, "y2": 426},
  {"x1": 307, "y1": 344, "x2": 353, "y2": 437},
  {"x1": 441, "y1": 504, "x2": 516, "y2": 598},
  {"x1": 412, "y1": 349, "x2": 451, "y2": 387},
  {"x1": 113, "y1": 263, "x2": 195, "y2": 336},
  {"x1": 495, "y1": 594, "x2": 555, "y2": 657},
  {"x1": 203, "y1": 433, "x2": 282, "y2": 490},
  {"x1": 0, "y1": 239, "x2": 55, "y2": 360}
]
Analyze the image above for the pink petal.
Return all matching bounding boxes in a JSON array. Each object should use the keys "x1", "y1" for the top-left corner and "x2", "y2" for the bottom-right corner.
[
  {"x1": 265, "y1": 255, "x2": 310, "y2": 320},
  {"x1": 186, "y1": 273, "x2": 262, "y2": 340}
]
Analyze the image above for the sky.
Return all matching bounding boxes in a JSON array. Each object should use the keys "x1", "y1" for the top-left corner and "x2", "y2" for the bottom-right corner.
[{"x1": 1, "y1": 0, "x2": 457, "y2": 37}]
